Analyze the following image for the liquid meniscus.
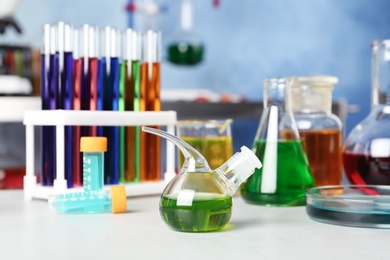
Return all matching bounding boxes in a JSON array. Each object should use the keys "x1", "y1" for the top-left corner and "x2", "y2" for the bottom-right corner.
[
  {"x1": 343, "y1": 152, "x2": 390, "y2": 185},
  {"x1": 241, "y1": 139, "x2": 314, "y2": 206},
  {"x1": 160, "y1": 193, "x2": 232, "y2": 232},
  {"x1": 300, "y1": 129, "x2": 342, "y2": 186}
]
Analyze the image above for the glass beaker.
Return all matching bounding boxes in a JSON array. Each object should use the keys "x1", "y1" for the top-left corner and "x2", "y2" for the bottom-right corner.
[
  {"x1": 176, "y1": 119, "x2": 233, "y2": 170},
  {"x1": 240, "y1": 78, "x2": 314, "y2": 206},
  {"x1": 343, "y1": 40, "x2": 390, "y2": 185},
  {"x1": 288, "y1": 76, "x2": 343, "y2": 186}
]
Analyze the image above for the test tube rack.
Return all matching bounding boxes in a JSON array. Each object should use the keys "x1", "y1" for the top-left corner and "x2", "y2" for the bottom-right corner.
[{"x1": 23, "y1": 110, "x2": 177, "y2": 201}]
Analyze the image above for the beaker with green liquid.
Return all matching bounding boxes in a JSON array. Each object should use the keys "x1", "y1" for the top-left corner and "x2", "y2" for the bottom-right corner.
[
  {"x1": 240, "y1": 78, "x2": 314, "y2": 206},
  {"x1": 142, "y1": 126, "x2": 261, "y2": 232}
]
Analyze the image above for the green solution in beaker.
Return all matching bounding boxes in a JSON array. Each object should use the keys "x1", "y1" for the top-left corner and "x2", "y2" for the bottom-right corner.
[
  {"x1": 160, "y1": 192, "x2": 232, "y2": 232},
  {"x1": 241, "y1": 139, "x2": 314, "y2": 206}
]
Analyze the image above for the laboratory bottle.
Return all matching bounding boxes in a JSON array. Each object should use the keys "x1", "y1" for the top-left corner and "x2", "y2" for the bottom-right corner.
[
  {"x1": 49, "y1": 186, "x2": 127, "y2": 214},
  {"x1": 80, "y1": 136, "x2": 107, "y2": 192},
  {"x1": 288, "y1": 76, "x2": 342, "y2": 186},
  {"x1": 142, "y1": 126, "x2": 262, "y2": 232},
  {"x1": 240, "y1": 78, "x2": 314, "y2": 206},
  {"x1": 343, "y1": 39, "x2": 390, "y2": 185}
]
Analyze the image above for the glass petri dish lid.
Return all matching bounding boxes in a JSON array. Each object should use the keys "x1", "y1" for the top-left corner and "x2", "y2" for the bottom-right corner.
[{"x1": 306, "y1": 185, "x2": 390, "y2": 228}]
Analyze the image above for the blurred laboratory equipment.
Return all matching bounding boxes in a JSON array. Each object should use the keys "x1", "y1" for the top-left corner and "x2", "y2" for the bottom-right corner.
[
  {"x1": 176, "y1": 119, "x2": 233, "y2": 170},
  {"x1": 166, "y1": 0, "x2": 204, "y2": 65},
  {"x1": 343, "y1": 40, "x2": 390, "y2": 185},
  {"x1": 289, "y1": 76, "x2": 342, "y2": 186},
  {"x1": 0, "y1": 0, "x2": 21, "y2": 34},
  {"x1": 240, "y1": 78, "x2": 314, "y2": 206},
  {"x1": 142, "y1": 126, "x2": 261, "y2": 232}
]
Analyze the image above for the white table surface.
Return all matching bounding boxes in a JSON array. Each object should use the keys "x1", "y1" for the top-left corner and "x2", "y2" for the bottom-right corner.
[{"x1": 1, "y1": 190, "x2": 389, "y2": 260}]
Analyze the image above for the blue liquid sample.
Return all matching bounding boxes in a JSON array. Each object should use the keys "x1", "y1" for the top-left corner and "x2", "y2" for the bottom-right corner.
[
  {"x1": 49, "y1": 190, "x2": 112, "y2": 214},
  {"x1": 103, "y1": 57, "x2": 120, "y2": 184},
  {"x1": 41, "y1": 53, "x2": 58, "y2": 186},
  {"x1": 83, "y1": 152, "x2": 104, "y2": 192},
  {"x1": 61, "y1": 51, "x2": 74, "y2": 188}
]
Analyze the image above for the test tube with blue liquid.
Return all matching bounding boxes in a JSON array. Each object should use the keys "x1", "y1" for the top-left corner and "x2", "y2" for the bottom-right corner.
[{"x1": 49, "y1": 137, "x2": 127, "y2": 214}]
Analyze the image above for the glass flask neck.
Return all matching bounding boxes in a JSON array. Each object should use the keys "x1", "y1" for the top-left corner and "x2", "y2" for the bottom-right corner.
[
  {"x1": 372, "y1": 40, "x2": 390, "y2": 106},
  {"x1": 264, "y1": 78, "x2": 288, "y2": 111}
]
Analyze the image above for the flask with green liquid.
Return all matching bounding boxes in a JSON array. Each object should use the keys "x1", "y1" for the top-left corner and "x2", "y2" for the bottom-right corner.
[
  {"x1": 240, "y1": 78, "x2": 314, "y2": 206},
  {"x1": 142, "y1": 126, "x2": 262, "y2": 232}
]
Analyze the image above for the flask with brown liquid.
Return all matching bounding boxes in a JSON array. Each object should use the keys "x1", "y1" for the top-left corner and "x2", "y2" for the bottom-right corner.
[{"x1": 288, "y1": 76, "x2": 343, "y2": 186}]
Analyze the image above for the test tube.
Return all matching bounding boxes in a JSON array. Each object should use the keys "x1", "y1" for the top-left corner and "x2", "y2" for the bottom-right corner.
[
  {"x1": 140, "y1": 30, "x2": 161, "y2": 182},
  {"x1": 48, "y1": 186, "x2": 127, "y2": 214},
  {"x1": 80, "y1": 137, "x2": 107, "y2": 191},
  {"x1": 120, "y1": 29, "x2": 141, "y2": 183}
]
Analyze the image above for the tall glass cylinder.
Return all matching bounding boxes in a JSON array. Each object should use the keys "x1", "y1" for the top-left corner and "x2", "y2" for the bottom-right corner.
[
  {"x1": 343, "y1": 40, "x2": 390, "y2": 185},
  {"x1": 240, "y1": 78, "x2": 314, "y2": 206}
]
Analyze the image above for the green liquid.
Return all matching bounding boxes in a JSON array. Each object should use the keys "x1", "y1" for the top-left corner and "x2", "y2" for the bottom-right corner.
[
  {"x1": 167, "y1": 43, "x2": 204, "y2": 65},
  {"x1": 241, "y1": 140, "x2": 314, "y2": 206},
  {"x1": 160, "y1": 193, "x2": 232, "y2": 232}
]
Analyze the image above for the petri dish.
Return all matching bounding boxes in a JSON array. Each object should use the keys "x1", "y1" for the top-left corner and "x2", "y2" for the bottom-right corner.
[{"x1": 306, "y1": 185, "x2": 390, "y2": 228}]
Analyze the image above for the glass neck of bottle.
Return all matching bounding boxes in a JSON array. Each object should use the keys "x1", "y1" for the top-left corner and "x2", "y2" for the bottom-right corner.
[
  {"x1": 290, "y1": 87, "x2": 332, "y2": 114},
  {"x1": 372, "y1": 40, "x2": 390, "y2": 106},
  {"x1": 264, "y1": 78, "x2": 288, "y2": 112}
]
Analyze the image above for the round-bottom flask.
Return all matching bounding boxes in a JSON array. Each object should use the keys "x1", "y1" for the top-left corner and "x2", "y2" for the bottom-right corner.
[
  {"x1": 343, "y1": 40, "x2": 390, "y2": 185},
  {"x1": 240, "y1": 78, "x2": 314, "y2": 206}
]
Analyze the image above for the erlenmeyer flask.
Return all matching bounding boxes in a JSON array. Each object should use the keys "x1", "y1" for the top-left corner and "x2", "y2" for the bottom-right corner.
[
  {"x1": 240, "y1": 78, "x2": 314, "y2": 206},
  {"x1": 343, "y1": 40, "x2": 390, "y2": 185}
]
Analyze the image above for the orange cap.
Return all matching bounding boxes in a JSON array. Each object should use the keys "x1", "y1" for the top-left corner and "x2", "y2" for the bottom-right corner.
[
  {"x1": 110, "y1": 186, "x2": 127, "y2": 213},
  {"x1": 80, "y1": 137, "x2": 107, "y2": 152}
]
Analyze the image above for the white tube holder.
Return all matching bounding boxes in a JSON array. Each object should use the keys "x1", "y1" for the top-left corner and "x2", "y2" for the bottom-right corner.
[{"x1": 23, "y1": 110, "x2": 177, "y2": 201}]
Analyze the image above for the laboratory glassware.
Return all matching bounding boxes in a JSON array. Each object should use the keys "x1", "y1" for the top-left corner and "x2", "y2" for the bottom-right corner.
[
  {"x1": 343, "y1": 40, "x2": 390, "y2": 185},
  {"x1": 167, "y1": 0, "x2": 204, "y2": 65},
  {"x1": 49, "y1": 136, "x2": 127, "y2": 214},
  {"x1": 49, "y1": 186, "x2": 127, "y2": 214},
  {"x1": 80, "y1": 136, "x2": 106, "y2": 192},
  {"x1": 142, "y1": 126, "x2": 261, "y2": 232},
  {"x1": 176, "y1": 119, "x2": 233, "y2": 170},
  {"x1": 140, "y1": 30, "x2": 161, "y2": 181},
  {"x1": 240, "y1": 78, "x2": 314, "y2": 206},
  {"x1": 288, "y1": 76, "x2": 342, "y2": 186},
  {"x1": 306, "y1": 185, "x2": 390, "y2": 228}
]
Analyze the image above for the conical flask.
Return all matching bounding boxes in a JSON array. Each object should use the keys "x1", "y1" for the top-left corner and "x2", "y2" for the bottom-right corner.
[
  {"x1": 142, "y1": 126, "x2": 261, "y2": 232},
  {"x1": 240, "y1": 78, "x2": 314, "y2": 206},
  {"x1": 343, "y1": 40, "x2": 390, "y2": 185}
]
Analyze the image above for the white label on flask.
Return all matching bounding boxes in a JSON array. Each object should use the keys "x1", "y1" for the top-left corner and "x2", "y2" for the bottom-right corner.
[
  {"x1": 261, "y1": 106, "x2": 278, "y2": 193},
  {"x1": 371, "y1": 138, "x2": 390, "y2": 158},
  {"x1": 177, "y1": 189, "x2": 195, "y2": 206}
]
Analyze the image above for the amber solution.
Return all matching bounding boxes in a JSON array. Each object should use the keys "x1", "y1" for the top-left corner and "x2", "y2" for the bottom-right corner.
[
  {"x1": 140, "y1": 62, "x2": 161, "y2": 181},
  {"x1": 299, "y1": 129, "x2": 342, "y2": 186},
  {"x1": 179, "y1": 137, "x2": 233, "y2": 170}
]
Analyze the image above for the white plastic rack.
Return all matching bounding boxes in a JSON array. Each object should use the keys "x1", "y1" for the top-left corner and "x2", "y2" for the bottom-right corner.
[{"x1": 23, "y1": 110, "x2": 177, "y2": 201}]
